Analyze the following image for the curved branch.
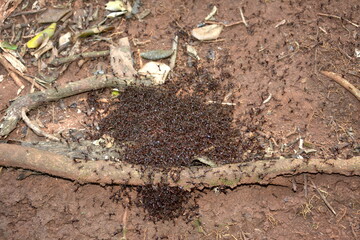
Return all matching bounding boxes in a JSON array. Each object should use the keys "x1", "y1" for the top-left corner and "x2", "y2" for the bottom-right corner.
[
  {"x1": 0, "y1": 75, "x2": 137, "y2": 137},
  {"x1": 0, "y1": 143, "x2": 359, "y2": 189}
]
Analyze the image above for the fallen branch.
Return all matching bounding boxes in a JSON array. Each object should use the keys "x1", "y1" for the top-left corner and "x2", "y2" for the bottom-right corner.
[
  {"x1": 50, "y1": 50, "x2": 110, "y2": 67},
  {"x1": 0, "y1": 143, "x2": 359, "y2": 189},
  {"x1": 320, "y1": 71, "x2": 360, "y2": 101},
  {"x1": 0, "y1": 75, "x2": 143, "y2": 137}
]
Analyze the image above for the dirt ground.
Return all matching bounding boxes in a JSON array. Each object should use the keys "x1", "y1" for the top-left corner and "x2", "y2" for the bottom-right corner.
[{"x1": 0, "y1": 0, "x2": 359, "y2": 239}]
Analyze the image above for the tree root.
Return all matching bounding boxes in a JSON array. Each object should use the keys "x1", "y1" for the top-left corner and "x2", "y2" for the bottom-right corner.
[
  {"x1": 0, "y1": 143, "x2": 359, "y2": 189},
  {"x1": 0, "y1": 75, "x2": 149, "y2": 137}
]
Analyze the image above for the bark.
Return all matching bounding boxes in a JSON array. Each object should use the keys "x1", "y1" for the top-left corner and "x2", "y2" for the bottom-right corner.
[
  {"x1": 0, "y1": 143, "x2": 359, "y2": 190},
  {"x1": 0, "y1": 75, "x2": 145, "y2": 137}
]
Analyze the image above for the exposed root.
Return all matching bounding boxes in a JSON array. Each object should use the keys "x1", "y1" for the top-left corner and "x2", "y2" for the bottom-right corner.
[{"x1": 0, "y1": 143, "x2": 359, "y2": 190}]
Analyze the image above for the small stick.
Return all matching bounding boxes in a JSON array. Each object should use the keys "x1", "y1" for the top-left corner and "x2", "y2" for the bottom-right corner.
[
  {"x1": 350, "y1": 223, "x2": 358, "y2": 239},
  {"x1": 310, "y1": 180, "x2": 336, "y2": 215},
  {"x1": 0, "y1": 0, "x2": 22, "y2": 24},
  {"x1": 202, "y1": 38, "x2": 225, "y2": 43},
  {"x1": 291, "y1": 177, "x2": 297, "y2": 192},
  {"x1": 50, "y1": 50, "x2": 110, "y2": 67},
  {"x1": 318, "y1": 13, "x2": 359, "y2": 28},
  {"x1": 9, "y1": 71, "x2": 25, "y2": 89},
  {"x1": 169, "y1": 35, "x2": 178, "y2": 69},
  {"x1": 137, "y1": 49, "x2": 143, "y2": 68},
  {"x1": 204, "y1": 20, "x2": 243, "y2": 28},
  {"x1": 0, "y1": 55, "x2": 44, "y2": 90},
  {"x1": 122, "y1": 207, "x2": 128, "y2": 240},
  {"x1": 9, "y1": 8, "x2": 46, "y2": 17},
  {"x1": 239, "y1": 7, "x2": 249, "y2": 27},
  {"x1": 320, "y1": 71, "x2": 360, "y2": 101},
  {"x1": 304, "y1": 174, "x2": 308, "y2": 198},
  {"x1": 21, "y1": 108, "x2": 60, "y2": 142}
]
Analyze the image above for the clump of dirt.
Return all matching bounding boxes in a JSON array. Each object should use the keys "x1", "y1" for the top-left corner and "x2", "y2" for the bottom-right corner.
[{"x1": 95, "y1": 86, "x2": 265, "y2": 167}]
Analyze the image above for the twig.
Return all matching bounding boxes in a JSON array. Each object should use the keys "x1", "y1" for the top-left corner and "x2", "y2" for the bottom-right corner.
[
  {"x1": 318, "y1": 13, "x2": 359, "y2": 28},
  {"x1": 202, "y1": 38, "x2": 225, "y2": 43},
  {"x1": 320, "y1": 71, "x2": 360, "y2": 101},
  {"x1": 336, "y1": 207, "x2": 347, "y2": 223},
  {"x1": 9, "y1": 8, "x2": 46, "y2": 17},
  {"x1": 310, "y1": 180, "x2": 336, "y2": 215},
  {"x1": 0, "y1": 54, "x2": 25, "y2": 92},
  {"x1": 291, "y1": 177, "x2": 297, "y2": 192},
  {"x1": 137, "y1": 49, "x2": 143, "y2": 68},
  {"x1": 239, "y1": 7, "x2": 249, "y2": 27},
  {"x1": 204, "y1": 20, "x2": 243, "y2": 28},
  {"x1": 21, "y1": 108, "x2": 60, "y2": 141},
  {"x1": 0, "y1": 0, "x2": 22, "y2": 23},
  {"x1": 0, "y1": 55, "x2": 44, "y2": 90},
  {"x1": 350, "y1": 222, "x2": 358, "y2": 239},
  {"x1": 275, "y1": 19, "x2": 286, "y2": 28},
  {"x1": 50, "y1": 50, "x2": 110, "y2": 67},
  {"x1": 304, "y1": 173, "x2": 308, "y2": 198},
  {"x1": 169, "y1": 35, "x2": 178, "y2": 69},
  {"x1": 121, "y1": 207, "x2": 128, "y2": 240},
  {"x1": 262, "y1": 93, "x2": 272, "y2": 104},
  {"x1": 9, "y1": 71, "x2": 25, "y2": 89},
  {"x1": 0, "y1": 23, "x2": 28, "y2": 31}
]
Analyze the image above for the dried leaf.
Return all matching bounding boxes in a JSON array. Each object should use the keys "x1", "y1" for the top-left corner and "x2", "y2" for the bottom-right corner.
[
  {"x1": 110, "y1": 37, "x2": 137, "y2": 79},
  {"x1": 59, "y1": 32, "x2": 72, "y2": 48},
  {"x1": 105, "y1": 0, "x2": 126, "y2": 11},
  {"x1": 106, "y1": 11, "x2": 127, "y2": 18},
  {"x1": 186, "y1": 45, "x2": 200, "y2": 60},
  {"x1": 193, "y1": 156, "x2": 217, "y2": 167},
  {"x1": 137, "y1": 9, "x2": 151, "y2": 20},
  {"x1": 0, "y1": 0, "x2": 22, "y2": 24},
  {"x1": 204, "y1": 6, "x2": 217, "y2": 21},
  {"x1": 32, "y1": 39, "x2": 53, "y2": 59},
  {"x1": 26, "y1": 23, "x2": 56, "y2": 49},
  {"x1": 140, "y1": 49, "x2": 173, "y2": 60},
  {"x1": 38, "y1": 8, "x2": 71, "y2": 23},
  {"x1": 2, "y1": 52, "x2": 27, "y2": 73},
  {"x1": 138, "y1": 61, "x2": 170, "y2": 85},
  {"x1": 191, "y1": 24, "x2": 223, "y2": 41}
]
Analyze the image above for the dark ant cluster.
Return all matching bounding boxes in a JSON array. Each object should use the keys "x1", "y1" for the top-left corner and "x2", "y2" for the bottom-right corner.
[
  {"x1": 96, "y1": 86, "x2": 248, "y2": 167},
  {"x1": 136, "y1": 185, "x2": 196, "y2": 222},
  {"x1": 109, "y1": 184, "x2": 199, "y2": 222}
]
